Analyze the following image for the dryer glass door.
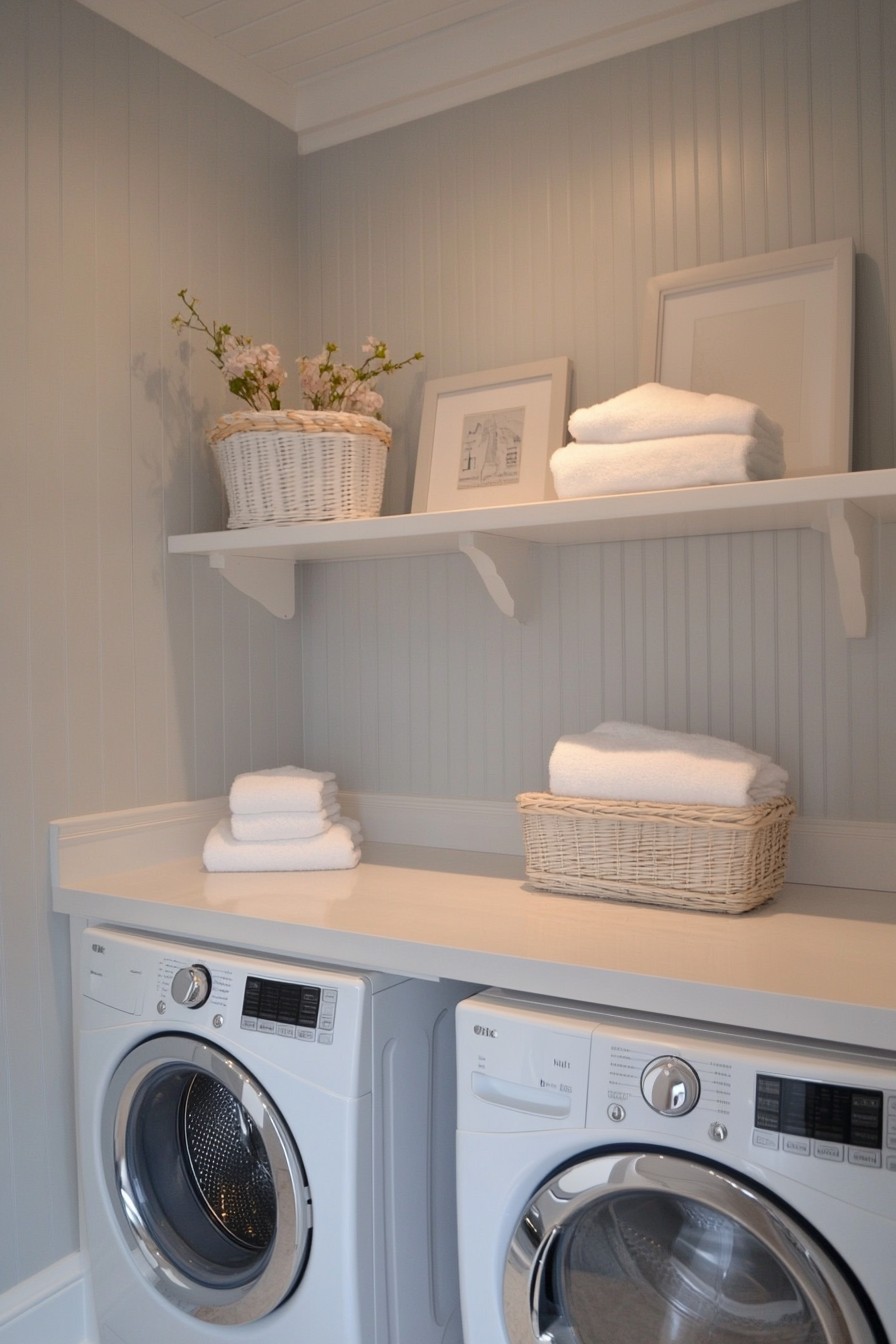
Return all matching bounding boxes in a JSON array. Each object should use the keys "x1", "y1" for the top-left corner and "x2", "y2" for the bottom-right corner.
[
  {"x1": 102, "y1": 1034, "x2": 312, "y2": 1325},
  {"x1": 505, "y1": 1150, "x2": 879, "y2": 1344}
]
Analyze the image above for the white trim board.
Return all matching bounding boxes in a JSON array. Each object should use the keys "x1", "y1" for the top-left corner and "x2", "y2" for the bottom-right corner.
[
  {"x1": 339, "y1": 793, "x2": 895, "y2": 894},
  {"x1": 0, "y1": 1255, "x2": 90, "y2": 1344},
  {"x1": 52, "y1": 792, "x2": 896, "y2": 895}
]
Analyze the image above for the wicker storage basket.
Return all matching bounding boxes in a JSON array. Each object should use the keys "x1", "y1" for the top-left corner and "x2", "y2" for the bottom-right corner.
[
  {"x1": 208, "y1": 409, "x2": 391, "y2": 527},
  {"x1": 517, "y1": 792, "x2": 795, "y2": 914}
]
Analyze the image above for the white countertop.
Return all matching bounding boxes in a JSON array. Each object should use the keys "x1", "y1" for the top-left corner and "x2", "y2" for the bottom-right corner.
[{"x1": 51, "y1": 799, "x2": 896, "y2": 1053}]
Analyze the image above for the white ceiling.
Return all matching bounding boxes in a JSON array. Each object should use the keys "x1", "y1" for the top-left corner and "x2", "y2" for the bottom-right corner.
[{"x1": 79, "y1": 0, "x2": 798, "y2": 154}]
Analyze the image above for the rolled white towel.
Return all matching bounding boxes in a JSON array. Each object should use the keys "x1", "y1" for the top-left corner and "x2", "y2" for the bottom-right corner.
[
  {"x1": 203, "y1": 817, "x2": 362, "y2": 872},
  {"x1": 550, "y1": 434, "x2": 785, "y2": 498},
  {"x1": 548, "y1": 721, "x2": 788, "y2": 807},
  {"x1": 568, "y1": 382, "x2": 783, "y2": 444},
  {"x1": 230, "y1": 803, "x2": 340, "y2": 843},
  {"x1": 230, "y1": 766, "x2": 337, "y2": 815}
]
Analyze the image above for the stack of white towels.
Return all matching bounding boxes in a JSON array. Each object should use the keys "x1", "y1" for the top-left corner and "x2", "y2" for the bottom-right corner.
[
  {"x1": 203, "y1": 766, "x2": 362, "y2": 872},
  {"x1": 548, "y1": 721, "x2": 788, "y2": 808},
  {"x1": 550, "y1": 382, "x2": 786, "y2": 497}
]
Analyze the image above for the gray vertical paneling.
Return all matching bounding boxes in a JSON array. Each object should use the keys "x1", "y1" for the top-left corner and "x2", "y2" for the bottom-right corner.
[
  {"x1": 0, "y1": 0, "x2": 29, "y2": 1278},
  {"x1": 20, "y1": 0, "x2": 75, "y2": 1282},
  {"x1": 0, "y1": 0, "x2": 302, "y2": 1294},
  {"x1": 297, "y1": 4, "x2": 895, "y2": 820},
  {"x1": 299, "y1": 524, "x2": 895, "y2": 817},
  {"x1": 2, "y1": 0, "x2": 895, "y2": 1308}
]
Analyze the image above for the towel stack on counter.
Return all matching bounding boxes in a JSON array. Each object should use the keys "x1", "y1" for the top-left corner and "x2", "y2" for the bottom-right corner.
[
  {"x1": 550, "y1": 382, "x2": 786, "y2": 498},
  {"x1": 548, "y1": 721, "x2": 789, "y2": 808},
  {"x1": 203, "y1": 766, "x2": 362, "y2": 872}
]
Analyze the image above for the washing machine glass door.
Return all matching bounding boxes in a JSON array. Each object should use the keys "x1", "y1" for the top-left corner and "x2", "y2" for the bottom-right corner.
[
  {"x1": 505, "y1": 1150, "x2": 879, "y2": 1344},
  {"x1": 102, "y1": 1034, "x2": 311, "y2": 1326}
]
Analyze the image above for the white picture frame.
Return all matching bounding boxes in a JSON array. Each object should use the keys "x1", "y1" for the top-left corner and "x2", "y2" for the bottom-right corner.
[
  {"x1": 639, "y1": 238, "x2": 855, "y2": 476},
  {"x1": 411, "y1": 357, "x2": 572, "y2": 513}
]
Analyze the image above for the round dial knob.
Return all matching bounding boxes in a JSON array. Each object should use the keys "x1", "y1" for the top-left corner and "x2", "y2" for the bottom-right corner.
[
  {"x1": 641, "y1": 1055, "x2": 700, "y2": 1116},
  {"x1": 170, "y1": 964, "x2": 211, "y2": 1009}
]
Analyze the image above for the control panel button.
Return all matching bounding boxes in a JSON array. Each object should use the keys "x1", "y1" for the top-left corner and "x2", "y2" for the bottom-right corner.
[
  {"x1": 752, "y1": 1129, "x2": 780, "y2": 1151},
  {"x1": 782, "y1": 1135, "x2": 811, "y2": 1157},
  {"x1": 848, "y1": 1147, "x2": 881, "y2": 1168},
  {"x1": 814, "y1": 1141, "x2": 844, "y2": 1162}
]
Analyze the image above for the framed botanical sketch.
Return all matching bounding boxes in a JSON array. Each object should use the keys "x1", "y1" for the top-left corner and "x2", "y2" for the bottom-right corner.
[
  {"x1": 639, "y1": 238, "x2": 855, "y2": 476},
  {"x1": 411, "y1": 357, "x2": 571, "y2": 513}
]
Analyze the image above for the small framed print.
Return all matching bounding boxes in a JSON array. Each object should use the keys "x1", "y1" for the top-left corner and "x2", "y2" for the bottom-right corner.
[{"x1": 411, "y1": 357, "x2": 571, "y2": 513}]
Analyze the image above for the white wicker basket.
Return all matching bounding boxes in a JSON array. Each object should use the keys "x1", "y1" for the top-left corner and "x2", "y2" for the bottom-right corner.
[
  {"x1": 208, "y1": 409, "x2": 391, "y2": 528},
  {"x1": 517, "y1": 792, "x2": 795, "y2": 914}
]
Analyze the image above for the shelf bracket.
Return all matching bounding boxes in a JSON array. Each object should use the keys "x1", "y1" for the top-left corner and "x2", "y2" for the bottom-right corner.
[
  {"x1": 819, "y1": 500, "x2": 874, "y2": 639},
  {"x1": 209, "y1": 553, "x2": 296, "y2": 619},
  {"x1": 458, "y1": 531, "x2": 533, "y2": 621}
]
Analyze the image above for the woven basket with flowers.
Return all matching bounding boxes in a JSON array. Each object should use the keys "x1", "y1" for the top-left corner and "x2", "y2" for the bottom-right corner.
[{"x1": 172, "y1": 291, "x2": 422, "y2": 527}]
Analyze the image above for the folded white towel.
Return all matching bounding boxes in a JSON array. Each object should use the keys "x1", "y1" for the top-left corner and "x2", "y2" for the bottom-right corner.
[
  {"x1": 548, "y1": 721, "x2": 788, "y2": 807},
  {"x1": 230, "y1": 803, "x2": 340, "y2": 843},
  {"x1": 568, "y1": 382, "x2": 783, "y2": 444},
  {"x1": 550, "y1": 434, "x2": 785, "y2": 498},
  {"x1": 203, "y1": 817, "x2": 362, "y2": 872},
  {"x1": 230, "y1": 766, "x2": 338, "y2": 815}
]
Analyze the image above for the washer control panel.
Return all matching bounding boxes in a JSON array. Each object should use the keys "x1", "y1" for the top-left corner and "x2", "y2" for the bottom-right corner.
[{"x1": 240, "y1": 975, "x2": 337, "y2": 1044}]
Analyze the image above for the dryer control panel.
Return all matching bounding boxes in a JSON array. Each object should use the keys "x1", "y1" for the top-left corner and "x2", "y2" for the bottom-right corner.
[{"x1": 753, "y1": 1072, "x2": 891, "y2": 1169}]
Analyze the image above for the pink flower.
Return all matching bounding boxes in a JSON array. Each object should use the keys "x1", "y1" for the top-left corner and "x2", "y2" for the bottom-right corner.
[{"x1": 344, "y1": 384, "x2": 384, "y2": 416}]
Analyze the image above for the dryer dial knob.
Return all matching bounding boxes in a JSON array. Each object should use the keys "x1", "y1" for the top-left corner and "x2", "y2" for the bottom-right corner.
[
  {"x1": 171, "y1": 964, "x2": 211, "y2": 1008},
  {"x1": 641, "y1": 1056, "x2": 700, "y2": 1116}
]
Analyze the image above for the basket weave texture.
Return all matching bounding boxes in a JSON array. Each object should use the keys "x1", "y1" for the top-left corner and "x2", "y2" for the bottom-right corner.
[
  {"x1": 208, "y1": 410, "x2": 392, "y2": 528},
  {"x1": 517, "y1": 792, "x2": 795, "y2": 914}
]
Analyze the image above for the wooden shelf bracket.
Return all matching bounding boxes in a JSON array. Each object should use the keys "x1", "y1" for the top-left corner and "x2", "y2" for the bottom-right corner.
[
  {"x1": 209, "y1": 553, "x2": 296, "y2": 619},
  {"x1": 458, "y1": 531, "x2": 533, "y2": 621}
]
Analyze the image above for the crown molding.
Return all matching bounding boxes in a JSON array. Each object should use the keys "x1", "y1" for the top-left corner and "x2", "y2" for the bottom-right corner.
[
  {"x1": 294, "y1": 0, "x2": 800, "y2": 153},
  {"x1": 78, "y1": 0, "x2": 799, "y2": 154}
]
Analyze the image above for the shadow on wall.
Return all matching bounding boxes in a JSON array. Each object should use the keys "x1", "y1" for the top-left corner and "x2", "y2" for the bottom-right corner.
[
  {"x1": 132, "y1": 344, "x2": 221, "y2": 537},
  {"x1": 854, "y1": 254, "x2": 894, "y2": 472}
]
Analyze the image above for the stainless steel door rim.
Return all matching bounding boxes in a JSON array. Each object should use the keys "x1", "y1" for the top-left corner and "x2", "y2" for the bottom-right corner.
[
  {"x1": 504, "y1": 1150, "x2": 877, "y2": 1344},
  {"x1": 102, "y1": 1034, "x2": 312, "y2": 1325}
]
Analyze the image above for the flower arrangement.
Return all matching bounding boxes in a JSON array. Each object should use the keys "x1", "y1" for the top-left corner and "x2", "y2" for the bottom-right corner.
[
  {"x1": 297, "y1": 341, "x2": 422, "y2": 418},
  {"x1": 172, "y1": 290, "x2": 422, "y2": 419}
]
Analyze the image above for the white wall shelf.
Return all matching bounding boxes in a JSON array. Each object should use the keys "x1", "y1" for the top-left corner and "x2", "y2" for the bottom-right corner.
[{"x1": 168, "y1": 468, "x2": 896, "y2": 633}]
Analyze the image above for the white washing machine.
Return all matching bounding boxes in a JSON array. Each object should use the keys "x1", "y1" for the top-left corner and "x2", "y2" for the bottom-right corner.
[
  {"x1": 456, "y1": 988, "x2": 895, "y2": 1344},
  {"x1": 75, "y1": 925, "x2": 472, "y2": 1344}
]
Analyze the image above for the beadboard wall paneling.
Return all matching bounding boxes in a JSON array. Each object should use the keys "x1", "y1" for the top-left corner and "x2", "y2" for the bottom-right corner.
[
  {"x1": 299, "y1": 524, "x2": 896, "y2": 818},
  {"x1": 297, "y1": 0, "x2": 896, "y2": 816},
  {"x1": 299, "y1": 0, "x2": 896, "y2": 504},
  {"x1": 0, "y1": 0, "x2": 302, "y2": 1294}
]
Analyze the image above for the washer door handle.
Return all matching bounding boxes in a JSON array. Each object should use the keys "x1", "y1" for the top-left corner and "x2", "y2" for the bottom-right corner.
[{"x1": 528, "y1": 1225, "x2": 577, "y2": 1344}]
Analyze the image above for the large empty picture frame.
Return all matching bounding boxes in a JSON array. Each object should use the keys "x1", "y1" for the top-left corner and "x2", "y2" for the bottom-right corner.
[
  {"x1": 412, "y1": 357, "x2": 571, "y2": 513},
  {"x1": 639, "y1": 238, "x2": 854, "y2": 476}
]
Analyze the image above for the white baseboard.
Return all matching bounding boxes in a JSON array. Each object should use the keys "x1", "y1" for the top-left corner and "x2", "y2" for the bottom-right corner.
[
  {"x1": 0, "y1": 1254, "x2": 90, "y2": 1344},
  {"x1": 342, "y1": 791, "x2": 896, "y2": 893}
]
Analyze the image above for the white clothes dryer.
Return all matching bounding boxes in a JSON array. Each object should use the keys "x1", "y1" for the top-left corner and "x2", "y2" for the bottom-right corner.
[
  {"x1": 75, "y1": 925, "x2": 471, "y2": 1344},
  {"x1": 456, "y1": 988, "x2": 895, "y2": 1344}
]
